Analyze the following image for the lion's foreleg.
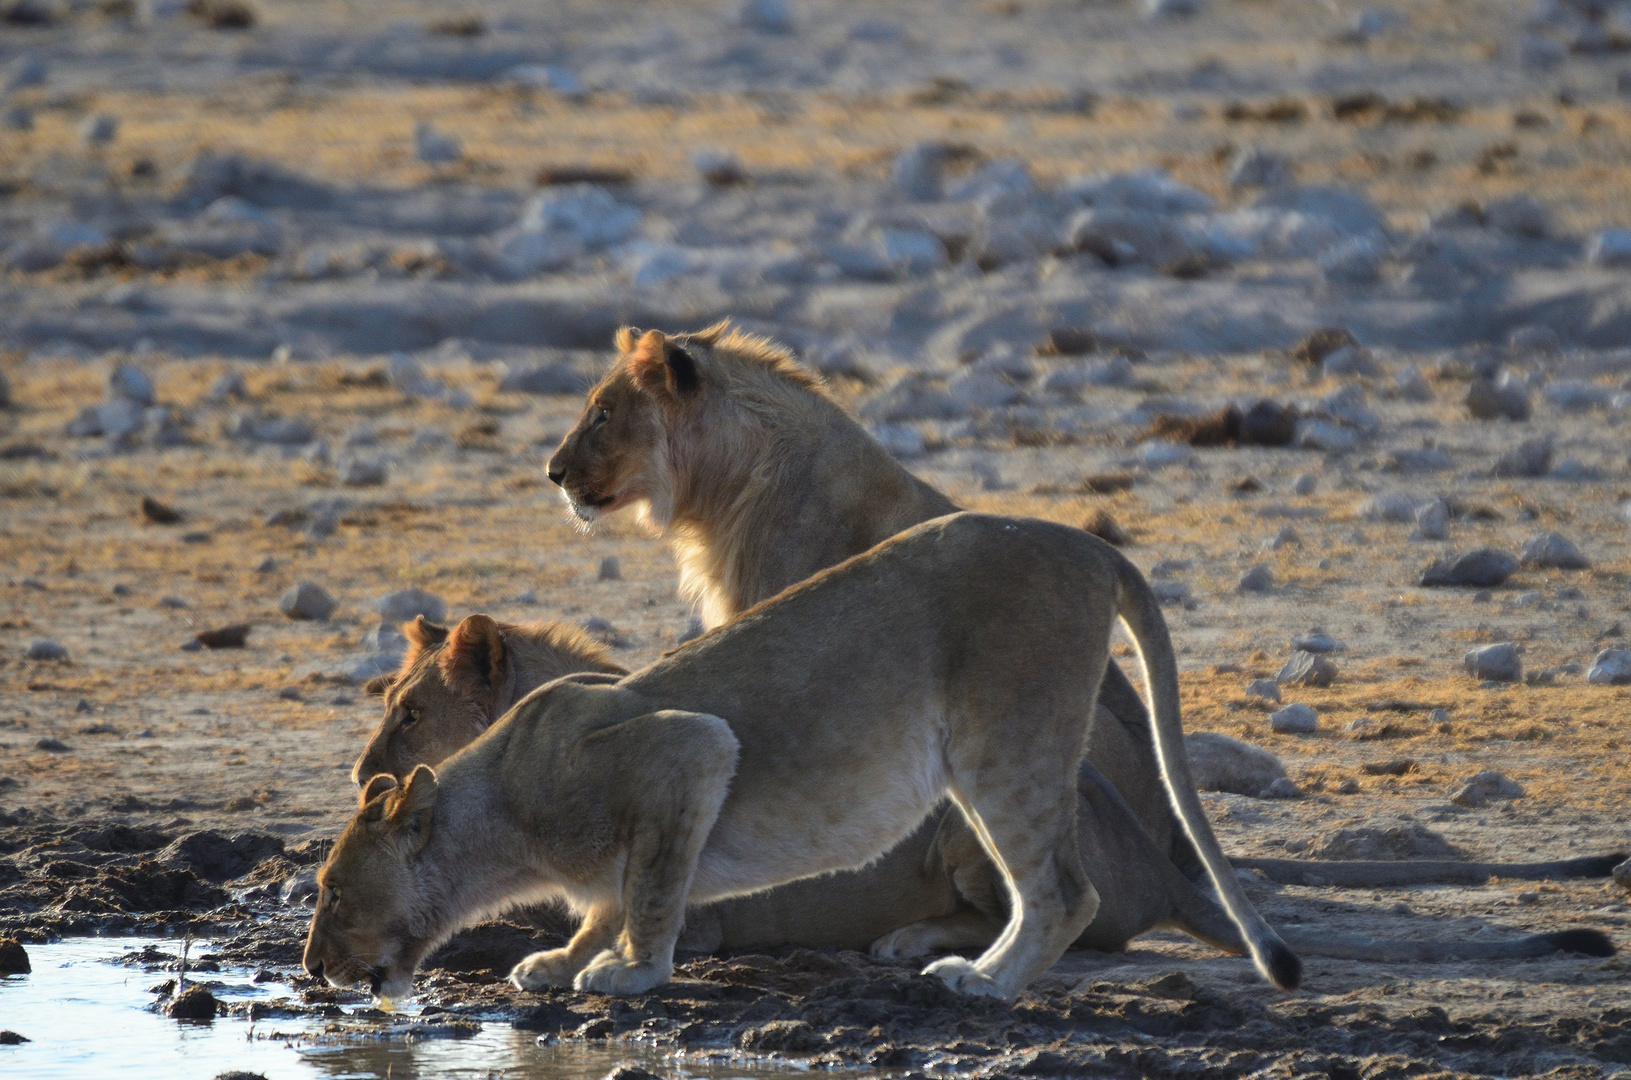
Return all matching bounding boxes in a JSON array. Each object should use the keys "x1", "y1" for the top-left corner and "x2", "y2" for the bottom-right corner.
[{"x1": 509, "y1": 900, "x2": 621, "y2": 991}]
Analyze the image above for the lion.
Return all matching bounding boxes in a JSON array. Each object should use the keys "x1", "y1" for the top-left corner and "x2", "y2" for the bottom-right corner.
[
  {"x1": 304, "y1": 512, "x2": 1301, "y2": 1004},
  {"x1": 543, "y1": 321, "x2": 1197, "y2": 882},
  {"x1": 352, "y1": 613, "x2": 1619, "y2": 967}
]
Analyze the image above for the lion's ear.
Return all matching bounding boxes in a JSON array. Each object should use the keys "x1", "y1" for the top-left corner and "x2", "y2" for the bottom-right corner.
[
  {"x1": 363, "y1": 674, "x2": 393, "y2": 697},
  {"x1": 360, "y1": 773, "x2": 398, "y2": 819},
  {"x1": 393, "y1": 764, "x2": 439, "y2": 855},
  {"x1": 403, "y1": 615, "x2": 449, "y2": 649},
  {"x1": 628, "y1": 329, "x2": 700, "y2": 399},
  {"x1": 439, "y1": 614, "x2": 506, "y2": 698}
]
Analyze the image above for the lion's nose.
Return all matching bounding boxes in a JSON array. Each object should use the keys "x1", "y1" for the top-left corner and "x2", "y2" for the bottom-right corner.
[
  {"x1": 305, "y1": 958, "x2": 324, "y2": 980},
  {"x1": 546, "y1": 463, "x2": 565, "y2": 486}
]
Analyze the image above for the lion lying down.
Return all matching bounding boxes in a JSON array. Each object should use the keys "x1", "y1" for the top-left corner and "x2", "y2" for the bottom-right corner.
[
  {"x1": 304, "y1": 512, "x2": 1299, "y2": 1003},
  {"x1": 352, "y1": 616, "x2": 1617, "y2": 968}
]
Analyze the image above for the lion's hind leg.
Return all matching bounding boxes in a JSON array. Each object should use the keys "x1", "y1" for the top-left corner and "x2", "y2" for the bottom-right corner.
[{"x1": 924, "y1": 784, "x2": 1099, "y2": 1000}]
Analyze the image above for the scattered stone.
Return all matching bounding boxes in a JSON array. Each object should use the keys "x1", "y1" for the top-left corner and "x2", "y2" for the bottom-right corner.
[
  {"x1": 167, "y1": 985, "x2": 219, "y2": 1021},
  {"x1": 79, "y1": 112, "x2": 120, "y2": 146},
  {"x1": 338, "y1": 457, "x2": 387, "y2": 487},
  {"x1": 1464, "y1": 642, "x2": 1522, "y2": 683},
  {"x1": 1465, "y1": 372, "x2": 1531, "y2": 421},
  {"x1": 35, "y1": 737, "x2": 69, "y2": 752},
  {"x1": 892, "y1": 142, "x2": 946, "y2": 201},
  {"x1": 1228, "y1": 146, "x2": 1292, "y2": 189},
  {"x1": 1491, "y1": 435, "x2": 1552, "y2": 478},
  {"x1": 279, "y1": 582, "x2": 337, "y2": 621},
  {"x1": 1245, "y1": 678, "x2": 1281, "y2": 703},
  {"x1": 1586, "y1": 228, "x2": 1631, "y2": 268},
  {"x1": 373, "y1": 588, "x2": 446, "y2": 624},
  {"x1": 25, "y1": 639, "x2": 68, "y2": 661},
  {"x1": 1236, "y1": 565, "x2": 1274, "y2": 593},
  {"x1": 1413, "y1": 498, "x2": 1448, "y2": 540},
  {"x1": 1261, "y1": 525, "x2": 1299, "y2": 552},
  {"x1": 581, "y1": 617, "x2": 628, "y2": 648},
  {"x1": 1312, "y1": 823, "x2": 1463, "y2": 861},
  {"x1": 1290, "y1": 631, "x2": 1342, "y2": 654},
  {"x1": 597, "y1": 556, "x2": 623, "y2": 581},
  {"x1": 281, "y1": 866, "x2": 318, "y2": 905},
  {"x1": 1270, "y1": 703, "x2": 1319, "y2": 734},
  {"x1": 1614, "y1": 858, "x2": 1631, "y2": 891},
  {"x1": 1360, "y1": 492, "x2": 1420, "y2": 523},
  {"x1": 195, "y1": 624, "x2": 251, "y2": 649},
  {"x1": 1420, "y1": 548, "x2": 1518, "y2": 588},
  {"x1": 1544, "y1": 380, "x2": 1614, "y2": 412},
  {"x1": 1450, "y1": 769, "x2": 1525, "y2": 808},
  {"x1": 691, "y1": 148, "x2": 747, "y2": 186},
  {"x1": 0, "y1": 938, "x2": 29, "y2": 975},
  {"x1": 1318, "y1": 236, "x2": 1383, "y2": 285},
  {"x1": 1520, "y1": 532, "x2": 1589, "y2": 569},
  {"x1": 1336, "y1": 778, "x2": 1360, "y2": 794},
  {"x1": 496, "y1": 362, "x2": 590, "y2": 396},
  {"x1": 1184, "y1": 731, "x2": 1288, "y2": 797},
  {"x1": 1263, "y1": 777, "x2": 1302, "y2": 799},
  {"x1": 1291, "y1": 472, "x2": 1317, "y2": 496},
  {"x1": 736, "y1": 0, "x2": 794, "y2": 32},
  {"x1": 0, "y1": 1031, "x2": 29, "y2": 1045},
  {"x1": 139, "y1": 495, "x2": 184, "y2": 525},
  {"x1": 1484, "y1": 194, "x2": 1550, "y2": 239},
  {"x1": 414, "y1": 122, "x2": 462, "y2": 164},
  {"x1": 1277, "y1": 650, "x2": 1337, "y2": 688},
  {"x1": 1587, "y1": 648, "x2": 1631, "y2": 685}
]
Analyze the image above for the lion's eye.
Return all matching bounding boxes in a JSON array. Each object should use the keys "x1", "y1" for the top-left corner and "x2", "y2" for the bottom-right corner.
[
  {"x1": 320, "y1": 886, "x2": 338, "y2": 906},
  {"x1": 401, "y1": 708, "x2": 420, "y2": 729},
  {"x1": 590, "y1": 406, "x2": 609, "y2": 428}
]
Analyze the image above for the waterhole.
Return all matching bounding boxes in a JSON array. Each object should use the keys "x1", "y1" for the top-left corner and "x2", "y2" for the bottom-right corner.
[{"x1": 0, "y1": 937, "x2": 871, "y2": 1080}]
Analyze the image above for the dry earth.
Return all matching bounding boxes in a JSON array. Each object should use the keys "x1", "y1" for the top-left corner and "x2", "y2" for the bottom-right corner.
[{"x1": 3, "y1": 0, "x2": 1631, "y2": 1077}]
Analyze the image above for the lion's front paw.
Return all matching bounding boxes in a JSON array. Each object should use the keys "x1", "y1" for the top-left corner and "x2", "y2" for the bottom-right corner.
[
  {"x1": 573, "y1": 950, "x2": 672, "y2": 996},
  {"x1": 509, "y1": 947, "x2": 582, "y2": 991},
  {"x1": 923, "y1": 956, "x2": 1008, "y2": 1000}
]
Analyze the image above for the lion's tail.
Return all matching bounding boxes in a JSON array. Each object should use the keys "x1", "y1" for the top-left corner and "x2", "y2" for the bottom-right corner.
[{"x1": 1110, "y1": 553, "x2": 1302, "y2": 991}]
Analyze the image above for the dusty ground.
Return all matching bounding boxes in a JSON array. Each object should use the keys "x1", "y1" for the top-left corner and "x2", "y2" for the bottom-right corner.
[{"x1": 3, "y1": 0, "x2": 1631, "y2": 1077}]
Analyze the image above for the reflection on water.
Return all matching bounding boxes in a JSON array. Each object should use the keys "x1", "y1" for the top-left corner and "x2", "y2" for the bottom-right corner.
[{"x1": 0, "y1": 938, "x2": 864, "y2": 1080}]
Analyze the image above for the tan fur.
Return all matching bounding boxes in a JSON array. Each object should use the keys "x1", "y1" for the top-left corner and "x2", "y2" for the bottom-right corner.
[
  {"x1": 304, "y1": 513, "x2": 1298, "y2": 1003},
  {"x1": 351, "y1": 615, "x2": 623, "y2": 787}
]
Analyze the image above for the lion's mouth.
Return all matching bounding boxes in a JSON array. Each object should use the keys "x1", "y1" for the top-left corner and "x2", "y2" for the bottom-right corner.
[{"x1": 561, "y1": 486, "x2": 617, "y2": 523}]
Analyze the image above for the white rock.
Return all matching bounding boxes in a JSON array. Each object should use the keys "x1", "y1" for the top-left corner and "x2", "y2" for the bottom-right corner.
[
  {"x1": 879, "y1": 229, "x2": 948, "y2": 274},
  {"x1": 1360, "y1": 492, "x2": 1420, "y2": 523},
  {"x1": 1520, "y1": 532, "x2": 1589, "y2": 569},
  {"x1": 414, "y1": 122, "x2": 462, "y2": 164},
  {"x1": 1543, "y1": 379, "x2": 1614, "y2": 411},
  {"x1": 501, "y1": 64, "x2": 586, "y2": 99},
  {"x1": 1064, "y1": 168, "x2": 1213, "y2": 214},
  {"x1": 373, "y1": 588, "x2": 446, "y2": 624},
  {"x1": 1245, "y1": 678, "x2": 1281, "y2": 703},
  {"x1": 892, "y1": 142, "x2": 945, "y2": 201},
  {"x1": 1296, "y1": 419, "x2": 1360, "y2": 453},
  {"x1": 1587, "y1": 229, "x2": 1631, "y2": 268},
  {"x1": 1586, "y1": 648, "x2": 1631, "y2": 685},
  {"x1": 492, "y1": 185, "x2": 642, "y2": 277},
  {"x1": 1137, "y1": 440, "x2": 1191, "y2": 468},
  {"x1": 1228, "y1": 147, "x2": 1291, "y2": 189},
  {"x1": 280, "y1": 582, "x2": 337, "y2": 621},
  {"x1": 1270, "y1": 703, "x2": 1319, "y2": 734},
  {"x1": 1319, "y1": 236, "x2": 1383, "y2": 284},
  {"x1": 1463, "y1": 642, "x2": 1522, "y2": 683},
  {"x1": 1413, "y1": 498, "x2": 1448, "y2": 540},
  {"x1": 1043, "y1": 356, "x2": 1132, "y2": 397},
  {"x1": 78, "y1": 113, "x2": 119, "y2": 146},
  {"x1": 1291, "y1": 472, "x2": 1318, "y2": 496},
  {"x1": 108, "y1": 364, "x2": 156, "y2": 406}
]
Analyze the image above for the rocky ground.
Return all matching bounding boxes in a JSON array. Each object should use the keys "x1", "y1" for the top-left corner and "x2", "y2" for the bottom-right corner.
[{"x1": 4, "y1": 0, "x2": 1631, "y2": 1077}]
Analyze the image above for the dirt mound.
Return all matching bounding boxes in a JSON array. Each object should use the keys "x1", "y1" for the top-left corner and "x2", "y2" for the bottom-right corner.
[
  {"x1": 72, "y1": 824, "x2": 173, "y2": 854},
  {"x1": 425, "y1": 921, "x2": 567, "y2": 976},
  {"x1": 1310, "y1": 823, "x2": 1467, "y2": 861},
  {"x1": 53, "y1": 861, "x2": 227, "y2": 914},
  {"x1": 157, "y1": 832, "x2": 284, "y2": 882}
]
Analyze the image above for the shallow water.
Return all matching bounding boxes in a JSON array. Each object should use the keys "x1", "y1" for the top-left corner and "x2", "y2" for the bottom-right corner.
[{"x1": 0, "y1": 937, "x2": 858, "y2": 1080}]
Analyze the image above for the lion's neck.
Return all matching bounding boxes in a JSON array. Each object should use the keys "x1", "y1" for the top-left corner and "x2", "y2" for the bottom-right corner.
[
  {"x1": 664, "y1": 404, "x2": 956, "y2": 628},
  {"x1": 500, "y1": 625, "x2": 623, "y2": 704}
]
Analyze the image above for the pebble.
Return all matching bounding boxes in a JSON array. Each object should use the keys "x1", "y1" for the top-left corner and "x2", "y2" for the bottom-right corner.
[
  {"x1": 277, "y1": 686, "x2": 304, "y2": 701},
  {"x1": 1587, "y1": 228, "x2": 1631, "y2": 268},
  {"x1": 691, "y1": 148, "x2": 747, "y2": 186},
  {"x1": 1463, "y1": 642, "x2": 1522, "y2": 683},
  {"x1": 1227, "y1": 146, "x2": 1291, "y2": 188},
  {"x1": 281, "y1": 866, "x2": 319, "y2": 905},
  {"x1": 1236, "y1": 564, "x2": 1274, "y2": 593},
  {"x1": 279, "y1": 581, "x2": 337, "y2": 621},
  {"x1": 78, "y1": 112, "x2": 119, "y2": 146},
  {"x1": 25, "y1": 639, "x2": 68, "y2": 661},
  {"x1": 1291, "y1": 472, "x2": 1317, "y2": 496},
  {"x1": 496, "y1": 362, "x2": 589, "y2": 396},
  {"x1": 109, "y1": 364, "x2": 156, "y2": 406},
  {"x1": 892, "y1": 142, "x2": 946, "y2": 201},
  {"x1": 373, "y1": 588, "x2": 446, "y2": 624},
  {"x1": 1614, "y1": 857, "x2": 1631, "y2": 891},
  {"x1": 167, "y1": 985, "x2": 219, "y2": 1021},
  {"x1": 1419, "y1": 548, "x2": 1518, "y2": 588},
  {"x1": 414, "y1": 122, "x2": 462, "y2": 164},
  {"x1": 35, "y1": 737, "x2": 68, "y2": 752},
  {"x1": 0, "y1": 1031, "x2": 29, "y2": 1045},
  {"x1": 1244, "y1": 678, "x2": 1281, "y2": 703},
  {"x1": 1412, "y1": 498, "x2": 1448, "y2": 541},
  {"x1": 1270, "y1": 703, "x2": 1319, "y2": 733},
  {"x1": 1277, "y1": 650, "x2": 1337, "y2": 688},
  {"x1": 1261, "y1": 525, "x2": 1299, "y2": 551},
  {"x1": 1465, "y1": 372, "x2": 1531, "y2": 421},
  {"x1": 1263, "y1": 777, "x2": 1302, "y2": 799},
  {"x1": 1587, "y1": 648, "x2": 1631, "y2": 685},
  {"x1": 581, "y1": 617, "x2": 629, "y2": 648},
  {"x1": 1519, "y1": 532, "x2": 1589, "y2": 569},
  {"x1": 159, "y1": 595, "x2": 190, "y2": 609},
  {"x1": 1450, "y1": 769, "x2": 1525, "y2": 808},
  {"x1": 338, "y1": 457, "x2": 387, "y2": 486},
  {"x1": 1290, "y1": 631, "x2": 1342, "y2": 654},
  {"x1": 0, "y1": 938, "x2": 29, "y2": 975},
  {"x1": 255, "y1": 556, "x2": 276, "y2": 573},
  {"x1": 1492, "y1": 435, "x2": 1552, "y2": 478},
  {"x1": 737, "y1": 0, "x2": 794, "y2": 32},
  {"x1": 598, "y1": 556, "x2": 623, "y2": 581}
]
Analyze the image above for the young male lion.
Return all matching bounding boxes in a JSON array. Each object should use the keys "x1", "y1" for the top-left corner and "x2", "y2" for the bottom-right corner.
[
  {"x1": 544, "y1": 321, "x2": 1196, "y2": 878},
  {"x1": 304, "y1": 513, "x2": 1300, "y2": 1004}
]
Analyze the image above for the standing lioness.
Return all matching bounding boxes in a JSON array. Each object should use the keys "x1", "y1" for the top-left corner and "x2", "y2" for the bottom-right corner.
[{"x1": 304, "y1": 513, "x2": 1298, "y2": 1003}]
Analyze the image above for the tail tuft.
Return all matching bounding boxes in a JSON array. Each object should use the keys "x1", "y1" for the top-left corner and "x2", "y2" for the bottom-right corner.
[
  {"x1": 1544, "y1": 929, "x2": 1616, "y2": 958},
  {"x1": 1261, "y1": 940, "x2": 1302, "y2": 990}
]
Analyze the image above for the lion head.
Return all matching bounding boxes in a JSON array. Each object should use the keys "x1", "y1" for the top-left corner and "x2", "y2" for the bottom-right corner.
[
  {"x1": 353, "y1": 614, "x2": 621, "y2": 787},
  {"x1": 303, "y1": 767, "x2": 442, "y2": 1002},
  {"x1": 545, "y1": 322, "x2": 823, "y2": 531}
]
